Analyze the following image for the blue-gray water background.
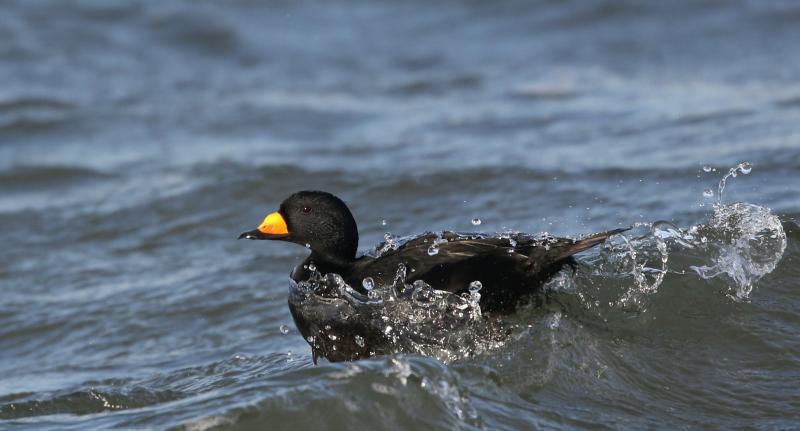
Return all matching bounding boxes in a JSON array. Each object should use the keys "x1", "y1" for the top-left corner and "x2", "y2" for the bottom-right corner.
[{"x1": 1, "y1": 1, "x2": 799, "y2": 429}]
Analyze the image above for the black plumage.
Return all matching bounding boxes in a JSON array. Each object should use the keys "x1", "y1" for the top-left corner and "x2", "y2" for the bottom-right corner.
[{"x1": 239, "y1": 190, "x2": 625, "y2": 362}]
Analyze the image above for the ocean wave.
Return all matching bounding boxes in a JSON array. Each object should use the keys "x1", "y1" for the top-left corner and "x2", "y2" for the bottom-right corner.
[
  {"x1": 0, "y1": 353, "x2": 300, "y2": 421},
  {"x1": 0, "y1": 96, "x2": 75, "y2": 112},
  {"x1": 0, "y1": 386, "x2": 183, "y2": 420},
  {"x1": 177, "y1": 355, "x2": 480, "y2": 431},
  {"x1": 0, "y1": 165, "x2": 111, "y2": 189}
]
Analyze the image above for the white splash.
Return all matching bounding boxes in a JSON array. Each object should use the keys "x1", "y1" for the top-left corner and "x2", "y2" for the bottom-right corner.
[
  {"x1": 595, "y1": 162, "x2": 785, "y2": 303},
  {"x1": 690, "y1": 202, "x2": 786, "y2": 298}
]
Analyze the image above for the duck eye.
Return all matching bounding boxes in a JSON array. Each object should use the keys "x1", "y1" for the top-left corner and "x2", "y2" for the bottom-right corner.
[{"x1": 302, "y1": 206, "x2": 312, "y2": 213}]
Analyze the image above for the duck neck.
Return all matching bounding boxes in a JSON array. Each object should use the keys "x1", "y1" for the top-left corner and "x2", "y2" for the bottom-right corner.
[{"x1": 306, "y1": 250, "x2": 354, "y2": 275}]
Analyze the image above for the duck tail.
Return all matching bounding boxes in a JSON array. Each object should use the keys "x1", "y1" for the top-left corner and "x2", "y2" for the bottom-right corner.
[
  {"x1": 525, "y1": 227, "x2": 629, "y2": 274},
  {"x1": 554, "y1": 227, "x2": 629, "y2": 261}
]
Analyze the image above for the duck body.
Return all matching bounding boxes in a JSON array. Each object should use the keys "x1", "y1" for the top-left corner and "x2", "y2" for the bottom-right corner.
[
  {"x1": 291, "y1": 230, "x2": 622, "y2": 313},
  {"x1": 240, "y1": 191, "x2": 626, "y2": 362}
]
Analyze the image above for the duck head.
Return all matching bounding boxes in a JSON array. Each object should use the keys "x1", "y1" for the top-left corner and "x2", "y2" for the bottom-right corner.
[{"x1": 238, "y1": 191, "x2": 359, "y2": 263}]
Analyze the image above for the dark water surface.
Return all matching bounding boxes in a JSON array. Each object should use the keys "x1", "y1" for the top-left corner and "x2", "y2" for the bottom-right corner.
[{"x1": 2, "y1": 1, "x2": 800, "y2": 429}]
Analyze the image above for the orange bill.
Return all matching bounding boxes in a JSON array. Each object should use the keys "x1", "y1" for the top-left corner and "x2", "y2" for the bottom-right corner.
[{"x1": 258, "y1": 211, "x2": 289, "y2": 235}]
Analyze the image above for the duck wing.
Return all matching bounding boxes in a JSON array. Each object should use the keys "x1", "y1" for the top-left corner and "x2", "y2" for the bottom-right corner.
[{"x1": 355, "y1": 228, "x2": 626, "y2": 299}]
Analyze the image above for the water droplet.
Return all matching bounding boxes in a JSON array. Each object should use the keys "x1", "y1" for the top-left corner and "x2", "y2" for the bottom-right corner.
[
  {"x1": 427, "y1": 244, "x2": 439, "y2": 256},
  {"x1": 308, "y1": 263, "x2": 316, "y2": 272},
  {"x1": 468, "y1": 281, "x2": 483, "y2": 318},
  {"x1": 384, "y1": 325, "x2": 393, "y2": 334},
  {"x1": 384, "y1": 232, "x2": 393, "y2": 241},
  {"x1": 362, "y1": 277, "x2": 374, "y2": 291},
  {"x1": 471, "y1": 218, "x2": 482, "y2": 226},
  {"x1": 739, "y1": 162, "x2": 752, "y2": 175},
  {"x1": 306, "y1": 336, "x2": 315, "y2": 343},
  {"x1": 328, "y1": 333, "x2": 338, "y2": 341},
  {"x1": 394, "y1": 263, "x2": 407, "y2": 282},
  {"x1": 381, "y1": 219, "x2": 387, "y2": 226},
  {"x1": 305, "y1": 243, "x2": 311, "y2": 248},
  {"x1": 328, "y1": 273, "x2": 346, "y2": 287},
  {"x1": 354, "y1": 335, "x2": 365, "y2": 347},
  {"x1": 469, "y1": 280, "x2": 482, "y2": 293},
  {"x1": 702, "y1": 165, "x2": 712, "y2": 173},
  {"x1": 279, "y1": 324, "x2": 289, "y2": 334},
  {"x1": 703, "y1": 188, "x2": 714, "y2": 198}
]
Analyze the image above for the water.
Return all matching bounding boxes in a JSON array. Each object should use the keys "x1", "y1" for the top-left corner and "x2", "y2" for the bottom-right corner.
[{"x1": 2, "y1": 0, "x2": 800, "y2": 429}]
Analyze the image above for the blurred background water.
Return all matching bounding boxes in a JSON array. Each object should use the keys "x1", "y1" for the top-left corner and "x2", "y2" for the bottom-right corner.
[{"x1": 1, "y1": 0, "x2": 799, "y2": 429}]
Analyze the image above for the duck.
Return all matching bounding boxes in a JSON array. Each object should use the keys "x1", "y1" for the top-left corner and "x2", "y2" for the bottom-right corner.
[{"x1": 239, "y1": 190, "x2": 626, "y2": 362}]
